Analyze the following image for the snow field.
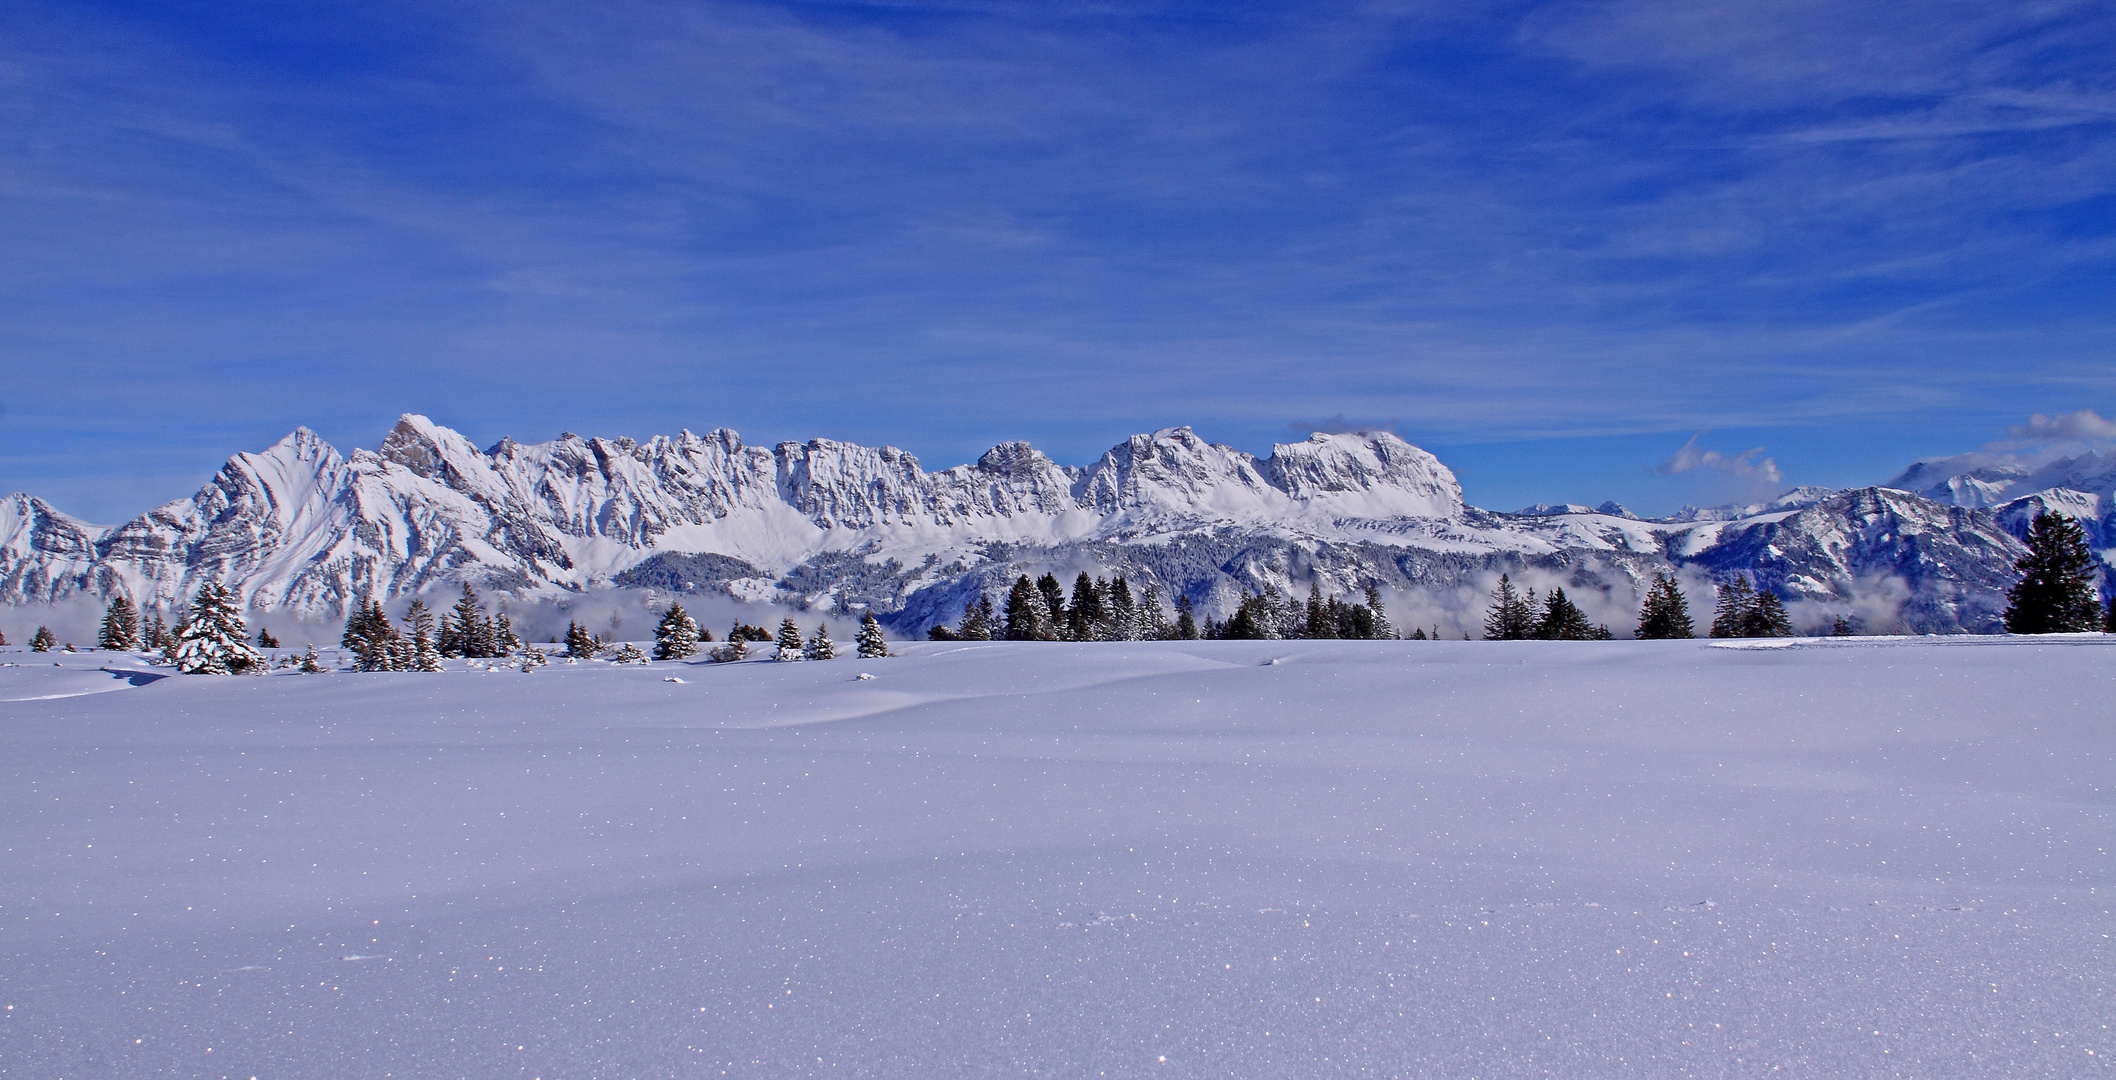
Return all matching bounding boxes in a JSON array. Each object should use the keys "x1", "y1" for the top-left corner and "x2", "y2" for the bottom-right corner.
[{"x1": 0, "y1": 636, "x2": 2111, "y2": 1077}]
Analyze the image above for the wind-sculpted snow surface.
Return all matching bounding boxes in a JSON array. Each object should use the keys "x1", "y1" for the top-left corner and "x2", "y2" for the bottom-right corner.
[
  {"x1": 0, "y1": 637, "x2": 2110, "y2": 1077},
  {"x1": 0, "y1": 416, "x2": 2040, "y2": 633}
]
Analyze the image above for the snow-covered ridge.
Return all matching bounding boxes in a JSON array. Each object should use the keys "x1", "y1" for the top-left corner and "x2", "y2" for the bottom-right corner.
[{"x1": 0, "y1": 416, "x2": 2057, "y2": 634}]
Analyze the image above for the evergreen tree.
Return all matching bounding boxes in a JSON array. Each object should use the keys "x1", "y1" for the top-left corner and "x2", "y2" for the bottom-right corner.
[
  {"x1": 1137, "y1": 583, "x2": 1168, "y2": 640},
  {"x1": 0, "y1": 629, "x2": 8, "y2": 646},
  {"x1": 1535, "y1": 587, "x2": 1597, "y2": 640},
  {"x1": 406, "y1": 600, "x2": 436, "y2": 646},
  {"x1": 98, "y1": 596, "x2": 141, "y2": 651},
  {"x1": 805, "y1": 622, "x2": 836, "y2": 660},
  {"x1": 957, "y1": 594, "x2": 994, "y2": 641},
  {"x1": 774, "y1": 616, "x2": 806, "y2": 660},
  {"x1": 565, "y1": 620, "x2": 600, "y2": 659},
  {"x1": 493, "y1": 613, "x2": 522, "y2": 655},
  {"x1": 1709, "y1": 576, "x2": 1755, "y2": 638},
  {"x1": 928, "y1": 623, "x2": 958, "y2": 641},
  {"x1": 1305, "y1": 590, "x2": 1334, "y2": 639},
  {"x1": 1364, "y1": 584, "x2": 1393, "y2": 639},
  {"x1": 413, "y1": 627, "x2": 443, "y2": 671},
  {"x1": 709, "y1": 636, "x2": 750, "y2": 662},
  {"x1": 2105, "y1": 591, "x2": 2116, "y2": 634},
  {"x1": 344, "y1": 599, "x2": 406, "y2": 672},
  {"x1": 1743, "y1": 591, "x2": 1794, "y2": 638},
  {"x1": 1036, "y1": 573, "x2": 1067, "y2": 629},
  {"x1": 1107, "y1": 577, "x2": 1137, "y2": 641},
  {"x1": 1831, "y1": 614, "x2": 1854, "y2": 637},
  {"x1": 1066, "y1": 573, "x2": 1107, "y2": 641},
  {"x1": 856, "y1": 612, "x2": 889, "y2": 658},
  {"x1": 450, "y1": 584, "x2": 492, "y2": 658},
  {"x1": 30, "y1": 626, "x2": 57, "y2": 652},
  {"x1": 653, "y1": 603, "x2": 700, "y2": 661},
  {"x1": 1634, "y1": 574, "x2": 1695, "y2": 640},
  {"x1": 256, "y1": 627, "x2": 280, "y2": 649},
  {"x1": 1482, "y1": 574, "x2": 1534, "y2": 640},
  {"x1": 1411, "y1": 627, "x2": 1427, "y2": 640},
  {"x1": 1174, "y1": 595, "x2": 1199, "y2": 640},
  {"x1": 1005, "y1": 575, "x2": 1049, "y2": 640},
  {"x1": 2002, "y1": 512, "x2": 2102, "y2": 633},
  {"x1": 436, "y1": 610, "x2": 461, "y2": 657},
  {"x1": 299, "y1": 645, "x2": 326, "y2": 673},
  {"x1": 143, "y1": 612, "x2": 166, "y2": 650},
  {"x1": 173, "y1": 582, "x2": 263, "y2": 674}
]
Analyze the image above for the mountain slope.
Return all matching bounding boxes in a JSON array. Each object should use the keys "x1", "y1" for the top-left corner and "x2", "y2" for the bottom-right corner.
[{"x1": 0, "y1": 416, "x2": 2043, "y2": 634}]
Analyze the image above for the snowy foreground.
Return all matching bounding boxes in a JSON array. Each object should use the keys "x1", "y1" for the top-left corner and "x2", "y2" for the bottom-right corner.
[{"x1": 1, "y1": 638, "x2": 2111, "y2": 1078}]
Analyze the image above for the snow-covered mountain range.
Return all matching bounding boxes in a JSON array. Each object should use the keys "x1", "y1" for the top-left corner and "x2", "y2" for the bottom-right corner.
[{"x1": 3, "y1": 416, "x2": 2104, "y2": 634}]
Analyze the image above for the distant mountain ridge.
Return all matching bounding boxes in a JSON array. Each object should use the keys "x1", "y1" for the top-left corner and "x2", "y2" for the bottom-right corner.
[{"x1": 1, "y1": 415, "x2": 2096, "y2": 635}]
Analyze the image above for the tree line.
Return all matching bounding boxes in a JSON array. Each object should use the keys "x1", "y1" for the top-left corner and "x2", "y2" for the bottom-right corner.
[{"x1": 29, "y1": 509, "x2": 2113, "y2": 674}]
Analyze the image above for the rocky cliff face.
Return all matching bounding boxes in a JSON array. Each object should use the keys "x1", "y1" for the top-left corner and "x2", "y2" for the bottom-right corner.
[{"x1": 0, "y1": 415, "x2": 2050, "y2": 634}]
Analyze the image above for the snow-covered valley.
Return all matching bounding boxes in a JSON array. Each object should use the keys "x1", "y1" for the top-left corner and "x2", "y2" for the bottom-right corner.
[{"x1": 2, "y1": 636, "x2": 2110, "y2": 1076}]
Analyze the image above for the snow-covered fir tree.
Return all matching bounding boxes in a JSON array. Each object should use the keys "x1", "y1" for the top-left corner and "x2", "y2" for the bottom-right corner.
[
  {"x1": 1004, "y1": 575, "x2": 1050, "y2": 640},
  {"x1": 653, "y1": 602, "x2": 700, "y2": 661},
  {"x1": 299, "y1": 645, "x2": 326, "y2": 673},
  {"x1": 493, "y1": 613, "x2": 522, "y2": 655},
  {"x1": 856, "y1": 612, "x2": 889, "y2": 658},
  {"x1": 957, "y1": 595, "x2": 994, "y2": 641},
  {"x1": 173, "y1": 582, "x2": 263, "y2": 674},
  {"x1": 565, "y1": 620, "x2": 600, "y2": 659},
  {"x1": 774, "y1": 617, "x2": 806, "y2": 661},
  {"x1": 1364, "y1": 584, "x2": 1393, "y2": 639},
  {"x1": 99, "y1": 596, "x2": 141, "y2": 651},
  {"x1": 804, "y1": 622, "x2": 836, "y2": 660},
  {"x1": 1709, "y1": 576, "x2": 1754, "y2": 638},
  {"x1": 30, "y1": 626, "x2": 57, "y2": 652},
  {"x1": 1137, "y1": 583, "x2": 1168, "y2": 640}
]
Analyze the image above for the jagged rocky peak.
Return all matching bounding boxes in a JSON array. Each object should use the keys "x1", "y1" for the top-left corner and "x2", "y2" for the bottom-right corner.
[
  {"x1": 377, "y1": 413, "x2": 487, "y2": 484},
  {"x1": 1074, "y1": 427, "x2": 1276, "y2": 516},
  {"x1": 1266, "y1": 432, "x2": 1463, "y2": 518}
]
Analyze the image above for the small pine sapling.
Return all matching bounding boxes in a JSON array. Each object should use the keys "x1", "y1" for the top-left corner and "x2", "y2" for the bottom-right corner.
[
  {"x1": 804, "y1": 622, "x2": 836, "y2": 660},
  {"x1": 856, "y1": 612, "x2": 889, "y2": 658},
  {"x1": 31, "y1": 625, "x2": 58, "y2": 652},
  {"x1": 299, "y1": 645, "x2": 327, "y2": 673},
  {"x1": 774, "y1": 617, "x2": 806, "y2": 661}
]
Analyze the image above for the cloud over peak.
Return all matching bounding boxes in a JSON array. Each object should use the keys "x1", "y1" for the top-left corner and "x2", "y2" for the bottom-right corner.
[{"x1": 1656, "y1": 433, "x2": 1785, "y2": 485}]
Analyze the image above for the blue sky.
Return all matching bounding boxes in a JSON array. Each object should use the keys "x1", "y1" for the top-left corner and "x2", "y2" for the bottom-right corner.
[{"x1": 3, "y1": 0, "x2": 2112, "y2": 520}]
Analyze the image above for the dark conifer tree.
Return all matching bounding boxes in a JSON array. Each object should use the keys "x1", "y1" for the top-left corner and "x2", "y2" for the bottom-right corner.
[
  {"x1": 1831, "y1": 614, "x2": 1855, "y2": 637},
  {"x1": 451, "y1": 584, "x2": 493, "y2": 658},
  {"x1": 1743, "y1": 591, "x2": 1794, "y2": 637},
  {"x1": 99, "y1": 596, "x2": 142, "y2": 651},
  {"x1": 2002, "y1": 512, "x2": 2102, "y2": 634},
  {"x1": 31, "y1": 626, "x2": 57, "y2": 652},
  {"x1": 804, "y1": 622, "x2": 836, "y2": 660},
  {"x1": 1634, "y1": 574, "x2": 1696, "y2": 640},
  {"x1": 1305, "y1": 590, "x2": 1334, "y2": 639},
  {"x1": 1482, "y1": 574, "x2": 1534, "y2": 640},
  {"x1": 1709, "y1": 576, "x2": 1755, "y2": 638},
  {"x1": 1537, "y1": 587, "x2": 1596, "y2": 640},
  {"x1": 1364, "y1": 584, "x2": 1393, "y2": 639},
  {"x1": 1036, "y1": 573, "x2": 1066, "y2": 628},
  {"x1": 255, "y1": 627, "x2": 280, "y2": 649},
  {"x1": 1004, "y1": 575, "x2": 1047, "y2": 640},
  {"x1": 565, "y1": 620, "x2": 600, "y2": 659},
  {"x1": 957, "y1": 594, "x2": 994, "y2": 641},
  {"x1": 1107, "y1": 577, "x2": 1137, "y2": 641},
  {"x1": 1066, "y1": 573, "x2": 1107, "y2": 641},
  {"x1": 1174, "y1": 595, "x2": 1199, "y2": 640}
]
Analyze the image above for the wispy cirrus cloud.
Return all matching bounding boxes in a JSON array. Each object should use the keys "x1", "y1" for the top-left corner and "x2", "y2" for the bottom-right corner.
[{"x1": 1655, "y1": 434, "x2": 1785, "y2": 485}]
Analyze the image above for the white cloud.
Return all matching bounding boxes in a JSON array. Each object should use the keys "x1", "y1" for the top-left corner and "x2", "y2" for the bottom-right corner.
[
  {"x1": 2005, "y1": 409, "x2": 2116, "y2": 442},
  {"x1": 1655, "y1": 433, "x2": 1785, "y2": 484}
]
